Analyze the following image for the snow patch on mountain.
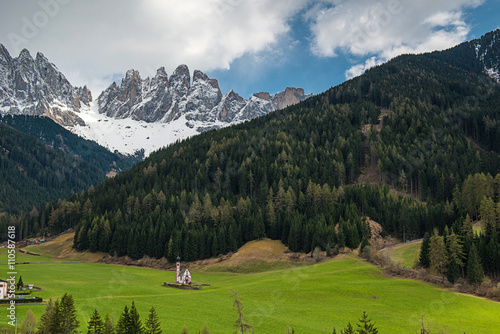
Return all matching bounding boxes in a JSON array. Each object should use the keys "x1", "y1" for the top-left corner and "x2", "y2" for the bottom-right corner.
[{"x1": 73, "y1": 102, "x2": 232, "y2": 156}]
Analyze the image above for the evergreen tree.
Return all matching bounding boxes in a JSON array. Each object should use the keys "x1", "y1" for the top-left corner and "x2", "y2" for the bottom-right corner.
[
  {"x1": 16, "y1": 275, "x2": 24, "y2": 290},
  {"x1": 467, "y1": 244, "x2": 484, "y2": 285},
  {"x1": 59, "y1": 293, "x2": 79, "y2": 334},
  {"x1": 129, "y1": 301, "x2": 144, "y2": 333},
  {"x1": 252, "y1": 214, "x2": 265, "y2": 240},
  {"x1": 461, "y1": 214, "x2": 474, "y2": 240},
  {"x1": 87, "y1": 309, "x2": 104, "y2": 334},
  {"x1": 340, "y1": 323, "x2": 355, "y2": 334},
  {"x1": 116, "y1": 306, "x2": 131, "y2": 334},
  {"x1": 429, "y1": 229, "x2": 447, "y2": 280},
  {"x1": 419, "y1": 232, "x2": 431, "y2": 268},
  {"x1": 446, "y1": 232, "x2": 465, "y2": 268},
  {"x1": 447, "y1": 257, "x2": 460, "y2": 284},
  {"x1": 37, "y1": 299, "x2": 62, "y2": 334},
  {"x1": 356, "y1": 311, "x2": 378, "y2": 334},
  {"x1": 144, "y1": 306, "x2": 162, "y2": 334}
]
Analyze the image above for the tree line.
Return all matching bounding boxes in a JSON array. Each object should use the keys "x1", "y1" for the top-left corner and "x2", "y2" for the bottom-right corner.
[{"x1": 419, "y1": 172, "x2": 500, "y2": 282}]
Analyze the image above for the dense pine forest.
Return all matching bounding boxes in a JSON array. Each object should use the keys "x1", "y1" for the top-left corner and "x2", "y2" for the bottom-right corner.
[
  {"x1": 0, "y1": 116, "x2": 141, "y2": 216},
  {"x1": 2, "y1": 31, "x2": 500, "y2": 281},
  {"x1": 0, "y1": 115, "x2": 142, "y2": 174},
  {"x1": 0, "y1": 122, "x2": 107, "y2": 215}
]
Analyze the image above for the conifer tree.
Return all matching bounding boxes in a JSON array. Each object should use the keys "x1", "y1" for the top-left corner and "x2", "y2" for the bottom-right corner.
[
  {"x1": 16, "y1": 275, "x2": 24, "y2": 290},
  {"x1": 144, "y1": 306, "x2": 162, "y2": 334},
  {"x1": 461, "y1": 214, "x2": 474, "y2": 240},
  {"x1": 446, "y1": 232, "x2": 465, "y2": 269},
  {"x1": 116, "y1": 306, "x2": 131, "y2": 334},
  {"x1": 419, "y1": 232, "x2": 431, "y2": 268},
  {"x1": 37, "y1": 299, "x2": 63, "y2": 334},
  {"x1": 59, "y1": 293, "x2": 79, "y2": 334},
  {"x1": 429, "y1": 229, "x2": 447, "y2": 280},
  {"x1": 340, "y1": 322, "x2": 355, "y2": 334},
  {"x1": 467, "y1": 244, "x2": 484, "y2": 285},
  {"x1": 129, "y1": 301, "x2": 144, "y2": 333},
  {"x1": 252, "y1": 214, "x2": 265, "y2": 240},
  {"x1": 447, "y1": 257, "x2": 460, "y2": 283},
  {"x1": 87, "y1": 309, "x2": 104, "y2": 334},
  {"x1": 356, "y1": 311, "x2": 378, "y2": 334}
]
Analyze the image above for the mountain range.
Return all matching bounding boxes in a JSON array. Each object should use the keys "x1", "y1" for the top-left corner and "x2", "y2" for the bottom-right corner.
[
  {"x1": 0, "y1": 45, "x2": 311, "y2": 156},
  {"x1": 5, "y1": 29, "x2": 498, "y2": 258}
]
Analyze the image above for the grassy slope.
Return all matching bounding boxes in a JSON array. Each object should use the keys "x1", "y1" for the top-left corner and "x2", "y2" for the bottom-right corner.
[
  {"x1": 1, "y1": 252, "x2": 500, "y2": 333},
  {"x1": 381, "y1": 241, "x2": 422, "y2": 269},
  {"x1": 1, "y1": 233, "x2": 106, "y2": 263}
]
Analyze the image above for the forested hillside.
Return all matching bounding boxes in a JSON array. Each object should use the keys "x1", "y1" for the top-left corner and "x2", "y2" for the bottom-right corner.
[
  {"x1": 0, "y1": 115, "x2": 142, "y2": 174},
  {"x1": 0, "y1": 123, "x2": 105, "y2": 215},
  {"x1": 3, "y1": 31, "x2": 500, "y2": 277}
]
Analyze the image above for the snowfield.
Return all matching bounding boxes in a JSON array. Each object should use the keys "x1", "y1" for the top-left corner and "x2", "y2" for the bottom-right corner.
[{"x1": 72, "y1": 102, "x2": 231, "y2": 157}]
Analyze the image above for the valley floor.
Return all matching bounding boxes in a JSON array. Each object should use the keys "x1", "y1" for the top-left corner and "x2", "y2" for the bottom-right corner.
[{"x1": 1, "y1": 240, "x2": 500, "y2": 333}]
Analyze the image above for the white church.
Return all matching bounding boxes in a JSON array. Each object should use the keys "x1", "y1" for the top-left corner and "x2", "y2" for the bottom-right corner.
[
  {"x1": 175, "y1": 257, "x2": 192, "y2": 284},
  {"x1": 0, "y1": 279, "x2": 7, "y2": 299}
]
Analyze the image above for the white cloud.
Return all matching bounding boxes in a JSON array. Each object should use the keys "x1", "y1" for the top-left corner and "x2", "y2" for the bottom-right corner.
[
  {"x1": 345, "y1": 56, "x2": 382, "y2": 79},
  {"x1": 0, "y1": 0, "x2": 308, "y2": 95},
  {"x1": 306, "y1": 0, "x2": 484, "y2": 78}
]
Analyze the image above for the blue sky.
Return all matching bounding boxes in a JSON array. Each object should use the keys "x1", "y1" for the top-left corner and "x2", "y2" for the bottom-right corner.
[{"x1": 0, "y1": 0, "x2": 499, "y2": 98}]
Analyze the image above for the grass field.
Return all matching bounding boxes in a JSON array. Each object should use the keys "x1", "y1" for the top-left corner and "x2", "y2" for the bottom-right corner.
[
  {"x1": 2, "y1": 240, "x2": 500, "y2": 333},
  {"x1": 381, "y1": 241, "x2": 422, "y2": 269}
]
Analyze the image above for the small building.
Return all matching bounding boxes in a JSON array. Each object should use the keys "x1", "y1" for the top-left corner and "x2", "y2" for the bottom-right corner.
[
  {"x1": 0, "y1": 279, "x2": 8, "y2": 299},
  {"x1": 175, "y1": 257, "x2": 192, "y2": 284}
]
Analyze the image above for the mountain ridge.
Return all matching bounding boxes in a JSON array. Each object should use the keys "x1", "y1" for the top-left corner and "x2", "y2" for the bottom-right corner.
[
  {"x1": 97, "y1": 64, "x2": 312, "y2": 124},
  {"x1": 0, "y1": 45, "x2": 91, "y2": 126},
  {"x1": 0, "y1": 43, "x2": 312, "y2": 156}
]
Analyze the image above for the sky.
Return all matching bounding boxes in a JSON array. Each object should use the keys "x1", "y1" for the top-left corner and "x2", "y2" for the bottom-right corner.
[{"x1": 0, "y1": 0, "x2": 499, "y2": 99}]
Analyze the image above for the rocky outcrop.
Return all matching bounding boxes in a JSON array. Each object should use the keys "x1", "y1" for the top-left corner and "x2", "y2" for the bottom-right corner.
[
  {"x1": 0, "y1": 44, "x2": 89, "y2": 126},
  {"x1": 98, "y1": 65, "x2": 312, "y2": 127}
]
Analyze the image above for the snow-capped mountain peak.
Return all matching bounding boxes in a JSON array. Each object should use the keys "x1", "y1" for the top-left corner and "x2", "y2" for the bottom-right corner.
[
  {"x1": 0, "y1": 43, "x2": 312, "y2": 156},
  {"x1": 0, "y1": 45, "x2": 91, "y2": 126},
  {"x1": 97, "y1": 65, "x2": 312, "y2": 128}
]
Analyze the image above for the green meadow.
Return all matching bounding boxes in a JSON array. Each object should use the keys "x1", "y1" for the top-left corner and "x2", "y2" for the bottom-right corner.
[
  {"x1": 382, "y1": 241, "x2": 423, "y2": 269},
  {"x1": 2, "y1": 252, "x2": 500, "y2": 333}
]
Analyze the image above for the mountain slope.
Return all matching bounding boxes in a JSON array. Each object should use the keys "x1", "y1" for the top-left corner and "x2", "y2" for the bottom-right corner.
[
  {"x1": 0, "y1": 122, "x2": 106, "y2": 214},
  {"x1": 8, "y1": 30, "x2": 500, "y2": 263},
  {"x1": 0, "y1": 115, "x2": 142, "y2": 175}
]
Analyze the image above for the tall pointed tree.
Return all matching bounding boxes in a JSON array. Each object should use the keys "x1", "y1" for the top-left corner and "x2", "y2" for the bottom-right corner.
[
  {"x1": 467, "y1": 244, "x2": 484, "y2": 285},
  {"x1": 429, "y1": 229, "x2": 447, "y2": 280},
  {"x1": 356, "y1": 311, "x2": 378, "y2": 334},
  {"x1": 59, "y1": 293, "x2": 80, "y2": 334},
  {"x1": 37, "y1": 299, "x2": 56, "y2": 334},
  {"x1": 129, "y1": 301, "x2": 144, "y2": 333},
  {"x1": 87, "y1": 309, "x2": 104, "y2": 334},
  {"x1": 419, "y1": 232, "x2": 431, "y2": 268},
  {"x1": 116, "y1": 306, "x2": 131, "y2": 334},
  {"x1": 144, "y1": 306, "x2": 162, "y2": 334}
]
